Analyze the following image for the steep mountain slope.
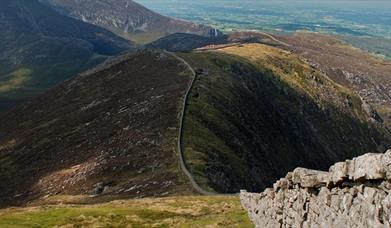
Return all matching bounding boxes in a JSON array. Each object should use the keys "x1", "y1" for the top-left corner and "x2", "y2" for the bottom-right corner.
[
  {"x1": 179, "y1": 44, "x2": 391, "y2": 193},
  {"x1": 40, "y1": 0, "x2": 222, "y2": 44},
  {"x1": 0, "y1": 0, "x2": 133, "y2": 111},
  {"x1": 148, "y1": 32, "x2": 391, "y2": 131},
  {"x1": 1, "y1": 42, "x2": 390, "y2": 207},
  {"x1": 277, "y1": 33, "x2": 391, "y2": 128},
  {"x1": 0, "y1": 50, "x2": 194, "y2": 207},
  {"x1": 149, "y1": 32, "x2": 391, "y2": 131}
]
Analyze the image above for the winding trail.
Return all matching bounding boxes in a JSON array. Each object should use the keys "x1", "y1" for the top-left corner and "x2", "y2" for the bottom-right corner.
[{"x1": 163, "y1": 51, "x2": 216, "y2": 195}]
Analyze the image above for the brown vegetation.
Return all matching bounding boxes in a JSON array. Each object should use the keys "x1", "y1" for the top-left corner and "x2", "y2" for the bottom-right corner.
[
  {"x1": 278, "y1": 32, "x2": 391, "y2": 128},
  {"x1": 0, "y1": 50, "x2": 193, "y2": 207}
]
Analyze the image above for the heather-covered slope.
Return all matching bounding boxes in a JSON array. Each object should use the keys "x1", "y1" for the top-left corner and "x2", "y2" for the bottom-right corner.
[
  {"x1": 0, "y1": 0, "x2": 133, "y2": 110},
  {"x1": 179, "y1": 44, "x2": 391, "y2": 193},
  {"x1": 40, "y1": 0, "x2": 221, "y2": 44},
  {"x1": 0, "y1": 50, "x2": 193, "y2": 207}
]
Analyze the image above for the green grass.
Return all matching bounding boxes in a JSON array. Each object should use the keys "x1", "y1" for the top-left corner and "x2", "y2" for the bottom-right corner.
[
  {"x1": 0, "y1": 54, "x2": 107, "y2": 111},
  {"x1": 0, "y1": 68, "x2": 32, "y2": 93},
  {"x1": 0, "y1": 196, "x2": 252, "y2": 228},
  {"x1": 124, "y1": 31, "x2": 167, "y2": 45}
]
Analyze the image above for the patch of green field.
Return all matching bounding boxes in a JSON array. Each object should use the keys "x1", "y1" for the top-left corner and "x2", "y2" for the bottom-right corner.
[
  {"x1": 0, "y1": 53, "x2": 108, "y2": 111},
  {"x1": 0, "y1": 196, "x2": 252, "y2": 228},
  {"x1": 125, "y1": 31, "x2": 167, "y2": 45},
  {"x1": 0, "y1": 68, "x2": 32, "y2": 93}
]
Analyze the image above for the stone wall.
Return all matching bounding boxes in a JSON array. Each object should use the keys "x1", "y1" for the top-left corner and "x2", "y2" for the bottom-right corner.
[{"x1": 240, "y1": 150, "x2": 391, "y2": 228}]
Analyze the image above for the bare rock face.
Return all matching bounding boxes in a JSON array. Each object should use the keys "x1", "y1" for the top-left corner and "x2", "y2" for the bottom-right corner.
[{"x1": 241, "y1": 150, "x2": 391, "y2": 228}]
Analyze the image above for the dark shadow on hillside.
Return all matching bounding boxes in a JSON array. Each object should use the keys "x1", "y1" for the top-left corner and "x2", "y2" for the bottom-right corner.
[{"x1": 180, "y1": 51, "x2": 391, "y2": 193}]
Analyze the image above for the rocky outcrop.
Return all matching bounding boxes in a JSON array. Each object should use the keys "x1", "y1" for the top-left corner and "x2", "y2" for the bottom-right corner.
[{"x1": 240, "y1": 150, "x2": 391, "y2": 228}]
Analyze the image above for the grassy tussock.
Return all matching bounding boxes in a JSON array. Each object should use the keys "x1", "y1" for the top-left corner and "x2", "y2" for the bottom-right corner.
[{"x1": 0, "y1": 196, "x2": 252, "y2": 228}]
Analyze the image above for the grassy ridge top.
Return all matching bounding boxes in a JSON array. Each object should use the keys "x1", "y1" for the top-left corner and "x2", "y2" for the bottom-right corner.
[
  {"x1": 216, "y1": 43, "x2": 362, "y2": 115},
  {"x1": 0, "y1": 196, "x2": 252, "y2": 227}
]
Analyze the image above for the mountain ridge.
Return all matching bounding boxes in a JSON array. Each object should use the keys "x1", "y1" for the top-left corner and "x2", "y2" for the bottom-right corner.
[
  {"x1": 0, "y1": 50, "x2": 194, "y2": 207},
  {"x1": 40, "y1": 0, "x2": 222, "y2": 44},
  {"x1": 0, "y1": 0, "x2": 133, "y2": 110},
  {"x1": 2, "y1": 43, "x2": 390, "y2": 207}
]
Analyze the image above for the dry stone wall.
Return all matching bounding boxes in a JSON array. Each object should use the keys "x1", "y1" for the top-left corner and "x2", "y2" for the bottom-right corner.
[{"x1": 240, "y1": 150, "x2": 391, "y2": 228}]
